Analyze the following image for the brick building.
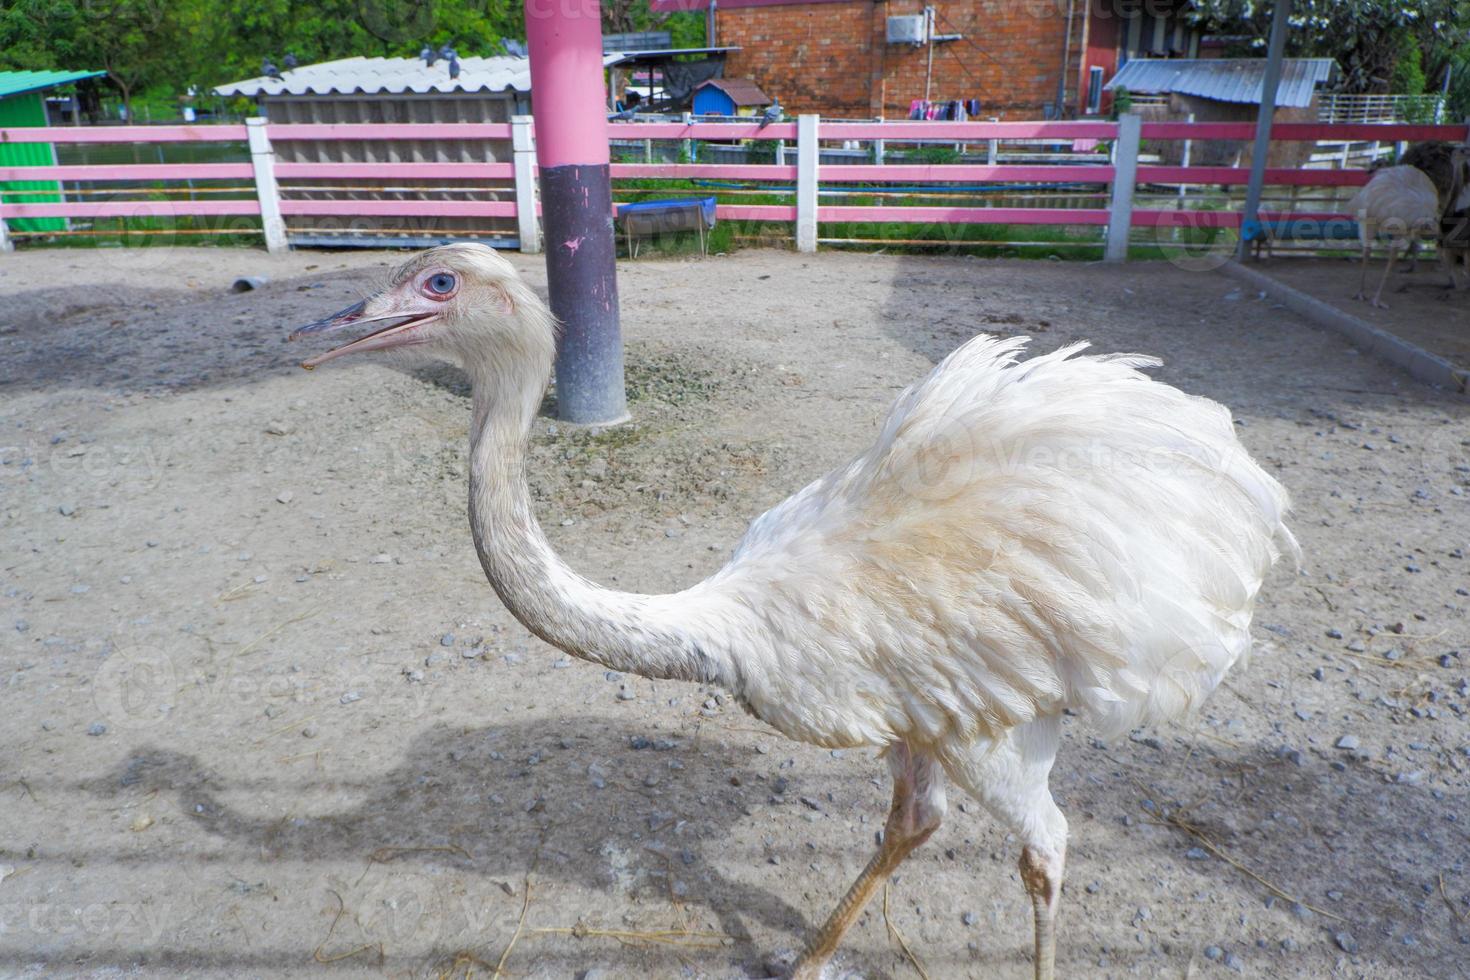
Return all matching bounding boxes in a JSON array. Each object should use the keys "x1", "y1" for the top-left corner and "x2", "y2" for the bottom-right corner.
[{"x1": 650, "y1": 0, "x2": 1202, "y2": 120}]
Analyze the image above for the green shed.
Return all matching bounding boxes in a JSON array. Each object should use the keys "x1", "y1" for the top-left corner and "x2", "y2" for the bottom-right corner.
[{"x1": 0, "y1": 70, "x2": 105, "y2": 233}]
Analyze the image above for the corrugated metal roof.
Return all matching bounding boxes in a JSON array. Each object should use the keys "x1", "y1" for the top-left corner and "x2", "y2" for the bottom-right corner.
[
  {"x1": 213, "y1": 55, "x2": 628, "y2": 98},
  {"x1": 695, "y1": 77, "x2": 771, "y2": 106},
  {"x1": 1105, "y1": 58, "x2": 1338, "y2": 108},
  {"x1": 0, "y1": 70, "x2": 105, "y2": 100}
]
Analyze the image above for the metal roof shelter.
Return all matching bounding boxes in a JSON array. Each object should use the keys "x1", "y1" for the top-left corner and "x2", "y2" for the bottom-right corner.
[
  {"x1": 0, "y1": 69, "x2": 105, "y2": 100},
  {"x1": 1106, "y1": 57, "x2": 1337, "y2": 109},
  {"x1": 214, "y1": 54, "x2": 628, "y2": 99}
]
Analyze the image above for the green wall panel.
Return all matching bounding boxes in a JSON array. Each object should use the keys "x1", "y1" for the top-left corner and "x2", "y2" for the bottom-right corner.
[{"x1": 0, "y1": 92, "x2": 65, "y2": 234}]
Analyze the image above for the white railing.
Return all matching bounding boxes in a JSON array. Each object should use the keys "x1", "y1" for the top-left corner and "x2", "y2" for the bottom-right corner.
[{"x1": 1318, "y1": 93, "x2": 1446, "y2": 125}]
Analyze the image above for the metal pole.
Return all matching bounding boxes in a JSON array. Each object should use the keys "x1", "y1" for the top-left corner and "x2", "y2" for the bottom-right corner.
[
  {"x1": 923, "y1": 6, "x2": 936, "y2": 105},
  {"x1": 1238, "y1": 0, "x2": 1292, "y2": 261},
  {"x1": 526, "y1": 0, "x2": 628, "y2": 424}
]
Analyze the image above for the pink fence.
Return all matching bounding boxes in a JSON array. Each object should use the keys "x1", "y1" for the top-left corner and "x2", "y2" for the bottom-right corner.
[{"x1": 2, "y1": 118, "x2": 1468, "y2": 253}]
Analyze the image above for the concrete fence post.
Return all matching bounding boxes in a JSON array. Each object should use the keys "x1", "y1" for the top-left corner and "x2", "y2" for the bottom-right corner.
[
  {"x1": 511, "y1": 115, "x2": 540, "y2": 254},
  {"x1": 245, "y1": 118, "x2": 288, "y2": 254},
  {"x1": 1104, "y1": 112, "x2": 1141, "y2": 263},
  {"x1": 0, "y1": 207, "x2": 12, "y2": 252},
  {"x1": 796, "y1": 113, "x2": 819, "y2": 253}
]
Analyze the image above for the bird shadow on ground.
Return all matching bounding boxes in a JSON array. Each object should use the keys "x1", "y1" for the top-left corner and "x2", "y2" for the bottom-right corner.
[
  {"x1": 38, "y1": 712, "x2": 1469, "y2": 978},
  {"x1": 79, "y1": 715, "x2": 816, "y2": 976}
]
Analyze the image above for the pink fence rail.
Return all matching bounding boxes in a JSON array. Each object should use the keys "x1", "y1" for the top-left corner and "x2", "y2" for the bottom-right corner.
[{"x1": 2, "y1": 119, "x2": 1467, "y2": 245}]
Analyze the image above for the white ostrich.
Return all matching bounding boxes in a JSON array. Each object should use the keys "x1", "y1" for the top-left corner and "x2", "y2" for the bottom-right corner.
[
  {"x1": 1348, "y1": 164, "x2": 1448, "y2": 308},
  {"x1": 291, "y1": 244, "x2": 1297, "y2": 980}
]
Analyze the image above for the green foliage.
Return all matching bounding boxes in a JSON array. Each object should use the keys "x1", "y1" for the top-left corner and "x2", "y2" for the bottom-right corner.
[
  {"x1": 905, "y1": 145, "x2": 962, "y2": 166},
  {"x1": 1443, "y1": 45, "x2": 1470, "y2": 122},
  {"x1": 663, "y1": 12, "x2": 706, "y2": 49},
  {"x1": 1110, "y1": 86, "x2": 1133, "y2": 118},
  {"x1": 1389, "y1": 32, "x2": 1426, "y2": 94}
]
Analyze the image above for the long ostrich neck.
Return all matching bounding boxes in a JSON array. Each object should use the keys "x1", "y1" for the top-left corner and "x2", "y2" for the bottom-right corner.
[{"x1": 466, "y1": 364, "x2": 736, "y2": 689}]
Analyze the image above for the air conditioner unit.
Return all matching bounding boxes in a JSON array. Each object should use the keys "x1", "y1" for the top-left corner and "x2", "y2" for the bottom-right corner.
[{"x1": 887, "y1": 15, "x2": 927, "y2": 45}]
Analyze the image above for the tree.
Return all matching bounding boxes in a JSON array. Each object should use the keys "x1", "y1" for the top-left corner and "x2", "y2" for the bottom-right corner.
[
  {"x1": 0, "y1": 0, "x2": 693, "y2": 119},
  {"x1": 0, "y1": 0, "x2": 187, "y2": 120},
  {"x1": 1189, "y1": 0, "x2": 1470, "y2": 94},
  {"x1": 600, "y1": 0, "x2": 704, "y2": 47}
]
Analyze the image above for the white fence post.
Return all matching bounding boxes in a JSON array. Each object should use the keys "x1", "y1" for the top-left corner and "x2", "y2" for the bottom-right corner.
[
  {"x1": 245, "y1": 117, "x2": 288, "y2": 254},
  {"x1": 0, "y1": 206, "x2": 11, "y2": 252},
  {"x1": 511, "y1": 115, "x2": 540, "y2": 254},
  {"x1": 1178, "y1": 112, "x2": 1194, "y2": 206},
  {"x1": 796, "y1": 113, "x2": 819, "y2": 253},
  {"x1": 1104, "y1": 112, "x2": 1141, "y2": 263},
  {"x1": 987, "y1": 116, "x2": 999, "y2": 166}
]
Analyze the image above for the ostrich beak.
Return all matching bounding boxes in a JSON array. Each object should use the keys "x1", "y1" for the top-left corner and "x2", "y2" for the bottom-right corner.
[{"x1": 289, "y1": 299, "x2": 439, "y2": 370}]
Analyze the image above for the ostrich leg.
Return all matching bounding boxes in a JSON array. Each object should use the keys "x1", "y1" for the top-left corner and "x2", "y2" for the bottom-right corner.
[
  {"x1": 1020, "y1": 843, "x2": 1066, "y2": 980},
  {"x1": 942, "y1": 716, "x2": 1068, "y2": 980},
  {"x1": 1353, "y1": 237, "x2": 1372, "y2": 301},
  {"x1": 1369, "y1": 242, "x2": 1401, "y2": 309},
  {"x1": 789, "y1": 742, "x2": 946, "y2": 980}
]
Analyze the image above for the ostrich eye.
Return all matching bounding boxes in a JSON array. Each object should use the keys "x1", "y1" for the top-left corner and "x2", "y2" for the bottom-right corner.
[{"x1": 426, "y1": 272, "x2": 456, "y2": 295}]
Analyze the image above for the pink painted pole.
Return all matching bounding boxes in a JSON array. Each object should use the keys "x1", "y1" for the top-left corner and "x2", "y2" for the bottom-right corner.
[{"x1": 526, "y1": 0, "x2": 627, "y2": 424}]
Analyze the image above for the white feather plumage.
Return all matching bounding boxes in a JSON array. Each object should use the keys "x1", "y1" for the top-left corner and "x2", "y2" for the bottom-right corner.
[{"x1": 696, "y1": 334, "x2": 1297, "y2": 748}]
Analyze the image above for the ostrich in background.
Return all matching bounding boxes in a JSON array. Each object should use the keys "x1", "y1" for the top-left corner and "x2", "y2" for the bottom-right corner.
[
  {"x1": 290, "y1": 244, "x2": 1297, "y2": 980},
  {"x1": 1363, "y1": 142, "x2": 1470, "y2": 285},
  {"x1": 1347, "y1": 165, "x2": 1453, "y2": 308}
]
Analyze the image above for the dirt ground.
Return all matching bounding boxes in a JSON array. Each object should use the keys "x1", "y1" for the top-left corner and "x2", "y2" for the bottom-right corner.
[
  {"x1": 1254, "y1": 255, "x2": 1470, "y2": 374},
  {"x1": 2, "y1": 245, "x2": 1468, "y2": 980}
]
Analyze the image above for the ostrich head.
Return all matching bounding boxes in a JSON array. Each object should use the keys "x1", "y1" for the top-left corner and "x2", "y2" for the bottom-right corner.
[{"x1": 290, "y1": 243, "x2": 556, "y2": 383}]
